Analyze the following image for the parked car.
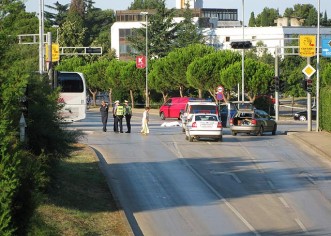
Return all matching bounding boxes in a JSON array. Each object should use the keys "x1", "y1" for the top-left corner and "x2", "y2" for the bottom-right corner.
[
  {"x1": 293, "y1": 107, "x2": 316, "y2": 121},
  {"x1": 181, "y1": 100, "x2": 218, "y2": 132},
  {"x1": 185, "y1": 113, "x2": 223, "y2": 142},
  {"x1": 159, "y1": 97, "x2": 194, "y2": 120},
  {"x1": 219, "y1": 102, "x2": 237, "y2": 127},
  {"x1": 230, "y1": 109, "x2": 277, "y2": 136}
]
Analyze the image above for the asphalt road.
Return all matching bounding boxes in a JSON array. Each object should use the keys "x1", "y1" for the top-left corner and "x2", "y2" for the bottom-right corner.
[{"x1": 68, "y1": 109, "x2": 331, "y2": 236}]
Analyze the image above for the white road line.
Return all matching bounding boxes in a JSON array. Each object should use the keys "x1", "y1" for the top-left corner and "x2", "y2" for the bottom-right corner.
[
  {"x1": 210, "y1": 171, "x2": 242, "y2": 184},
  {"x1": 295, "y1": 218, "x2": 308, "y2": 233},
  {"x1": 172, "y1": 141, "x2": 260, "y2": 236},
  {"x1": 267, "y1": 180, "x2": 275, "y2": 190},
  {"x1": 278, "y1": 197, "x2": 290, "y2": 208}
]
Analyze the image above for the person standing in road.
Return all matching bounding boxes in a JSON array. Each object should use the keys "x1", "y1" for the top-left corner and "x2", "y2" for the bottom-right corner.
[
  {"x1": 100, "y1": 100, "x2": 109, "y2": 132},
  {"x1": 113, "y1": 100, "x2": 119, "y2": 132},
  {"x1": 114, "y1": 101, "x2": 124, "y2": 133},
  {"x1": 141, "y1": 106, "x2": 150, "y2": 135},
  {"x1": 124, "y1": 100, "x2": 132, "y2": 133}
]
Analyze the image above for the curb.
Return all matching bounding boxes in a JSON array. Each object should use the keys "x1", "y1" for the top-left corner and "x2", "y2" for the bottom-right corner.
[{"x1": 287, "y1": 131, "x2": 331, "y2": 160}]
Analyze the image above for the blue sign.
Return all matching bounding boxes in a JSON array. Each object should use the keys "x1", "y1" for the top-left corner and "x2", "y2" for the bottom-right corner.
[
  {"x1": 322, "y1": 39, "x2": 331, "y2": 57},
  {"x1": 216, "y1": 92, "x2": 224, "y2": 101}
]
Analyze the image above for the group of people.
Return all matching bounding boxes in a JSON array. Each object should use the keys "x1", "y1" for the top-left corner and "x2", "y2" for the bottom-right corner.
[{"x1": 100, "y1": 99, "x2": 150, "y2": 135}]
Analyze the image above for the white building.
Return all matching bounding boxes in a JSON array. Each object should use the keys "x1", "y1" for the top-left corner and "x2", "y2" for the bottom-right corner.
[{"x1": 111, "y1": 2, "x2": 331, "y2": 60}]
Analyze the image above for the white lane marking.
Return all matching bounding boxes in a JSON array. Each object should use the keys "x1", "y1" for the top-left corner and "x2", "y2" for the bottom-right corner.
[
  {"x1": 278, "y1": 197, "x2": 290, "y2": 208},
  {"x1": 172, "y1": 141, "x2": 260, "y2": 236},
  {"x1": 295, "y1": 218, "x2": 308, "y2": 233},
  {"x1": 267, "y1": 180, "x2": 275, "y2": 190},
  {"x1": 210, "y1": 170, "x2": 242, "y2": 184}
]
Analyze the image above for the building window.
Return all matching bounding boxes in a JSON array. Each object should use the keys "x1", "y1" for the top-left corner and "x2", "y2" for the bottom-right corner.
[{"x1": 225, "y1": 36, "x2": 230, "y2": 42}]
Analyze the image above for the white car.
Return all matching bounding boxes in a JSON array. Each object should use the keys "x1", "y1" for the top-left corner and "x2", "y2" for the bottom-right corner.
[
  {"x1": 185, "y1": 113, "x2": 223, "y2": 142},
  {"x1": 181, "y1": 101, "x2": 218, "y2": 132}
]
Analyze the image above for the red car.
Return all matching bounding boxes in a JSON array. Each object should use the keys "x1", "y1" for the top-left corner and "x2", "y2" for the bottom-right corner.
[{"x1": 159, "y1": 97, "x2": 193, "y2": 120}]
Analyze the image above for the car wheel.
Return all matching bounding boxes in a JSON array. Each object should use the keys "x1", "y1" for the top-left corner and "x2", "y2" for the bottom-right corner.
[
  {"x1": 257, "y1": 126, "x2": 264, "y2": 136},
  {"x1": 231, "y1": 131, "x2": 237, "y2": 136},
  {"x1": 160, "y1": 112, "x2": 165, "y2": 120},
  {"x1": 272, "y1": 124, "x2": 277, "y2": 135},
  {"x1": 179, "y1": 113, "x2": 183, "y2": 120},
  {"x1": 299, "y1": 115, "x2": 307, "y2": 121}
]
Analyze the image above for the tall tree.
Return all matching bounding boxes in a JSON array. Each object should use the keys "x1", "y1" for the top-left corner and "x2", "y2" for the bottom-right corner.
[
  {"x1": 129, "y1": 0, "x2": 164, "y2": 10},
  {"x1": 248, "y1": 12, "x2": 256, "y2": 27},
  {"x1": 292, "y1": 4, "x2": 317, "y2": 26},
  {"x1": 175, "y1": 2, "x2": 204, "y2": 48},
  {"x1": 128, "y1": 0, "x2": 178, "y2": 59},
  {"x1": 45, "y1": 2, "x2": 69, "y2": 26},
  {"x1": 255, "y1": 7, "x2": 279, "y2": 26}
]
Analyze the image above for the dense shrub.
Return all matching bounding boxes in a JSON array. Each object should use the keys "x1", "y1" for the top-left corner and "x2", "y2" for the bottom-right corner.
[{"x1": 320, "y1": 86, "x2": 331, "y2": 131}]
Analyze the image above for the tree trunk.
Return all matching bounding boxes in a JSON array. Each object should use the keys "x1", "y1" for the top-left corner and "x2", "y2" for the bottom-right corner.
[
  {"x1": 130, "y1": 89, "x2": 134, "y2": 108},
  {"x1": 89, "y1": 89, "x2": 97, "y2": 106},
  {"x1": 198, "y1": 89, "x2": 202, "y2": 98},
  {"x1": 162, "y1": 92, "x2": 168, "y2": 103},
  {"x1": 179, "y1": 86, "x2": 183, "y2": 97},
  {"x1": 108, "y1": 88, "x2": 112, "y2": 105}
]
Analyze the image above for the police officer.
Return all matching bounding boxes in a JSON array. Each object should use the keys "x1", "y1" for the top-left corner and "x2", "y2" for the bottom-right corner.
[
  {"x1": 124, "y1": 100, "x2": 132, "y2": 133},
  {"x1": 114, "y1": 101, "x2": 124, "y2": 133},
  {"x1": 100, "y1": 100, "x2": 109, "y2": 132}
]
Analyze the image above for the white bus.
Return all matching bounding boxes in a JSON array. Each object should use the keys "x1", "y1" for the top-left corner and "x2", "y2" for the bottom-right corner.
[{"x1": 57, "y1": 72, "x2": 87, "y2": 122}]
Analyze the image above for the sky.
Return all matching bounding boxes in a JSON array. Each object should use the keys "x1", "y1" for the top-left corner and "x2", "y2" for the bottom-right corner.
[{"x1": 25, "y1": 0, "x2": 330, "y2": 23}]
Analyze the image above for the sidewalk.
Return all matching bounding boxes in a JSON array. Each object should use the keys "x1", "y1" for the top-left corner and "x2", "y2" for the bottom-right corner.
[{"x1": 287, "y1": 130, "x2": 331, "y2": 160}]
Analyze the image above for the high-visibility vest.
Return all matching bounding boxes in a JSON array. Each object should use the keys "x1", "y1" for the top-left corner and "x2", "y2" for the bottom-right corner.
[{"x1": 116, "y1": 105, "x2": 124, "y2": 116}]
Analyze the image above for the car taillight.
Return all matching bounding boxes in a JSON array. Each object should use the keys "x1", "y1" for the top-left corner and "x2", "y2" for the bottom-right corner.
[
  {"x1": 217, "y1": 122, "x2": 222, "y2": 128},
  {"x1": 192, "y1": 122, "x2": 197, "y2": 128},
  {"x1": 230, "y1": 118, "x2": 233, "y2": 125},
  {"x1": 251, "y1": 119, "x2": 257, "y2": 125}
]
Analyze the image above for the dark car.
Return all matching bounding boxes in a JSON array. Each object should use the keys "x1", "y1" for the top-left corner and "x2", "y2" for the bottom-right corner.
[{"x1": 294, "y1": 108, "x2": 316, "y2": 121}]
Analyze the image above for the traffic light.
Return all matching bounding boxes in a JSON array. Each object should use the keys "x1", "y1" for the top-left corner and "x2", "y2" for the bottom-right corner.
[
  {"x1": 301, "y1": 79, "x2": 307, "y2": 91},
  {"x1": 279, "y1": 79, "x2": 286, "y2": 92},
  {"x1": 307, "y1": 79, "x2": 313, "y2": 93},
  {"x1": 274, "y1": 76, "x2": 280, "y2": 92},
  {"x1": 230, "y1": 41, "x2": 252, "y2": 49},
  {"x1": 86, "y1": 47, "x2": 102, "y2": 54}
]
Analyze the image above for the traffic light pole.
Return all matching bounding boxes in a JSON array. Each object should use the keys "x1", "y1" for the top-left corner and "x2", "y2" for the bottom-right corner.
[
  {"x1": 274, "y1": 47, "x2": 279, "y2": 121},
  {"x1": 307, "y1": 57, "x2": 312, "y2": 131}
]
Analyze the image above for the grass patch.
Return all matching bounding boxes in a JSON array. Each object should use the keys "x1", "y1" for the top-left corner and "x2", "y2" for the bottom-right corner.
[{"x1": 27, "y1": 144, "x2": 132, "y2": 236}]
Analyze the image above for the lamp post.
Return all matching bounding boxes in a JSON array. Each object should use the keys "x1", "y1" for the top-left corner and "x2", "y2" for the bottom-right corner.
[
  {"x1": 140, "y1": 12, "x2": 149, "y2": 107},
  {"x1": 241, "y1": 0, "x2": 245, "y2": 102},
  {"x1": 316, "y1": 0, "x2": 320, "y2": 131},
  {"x1": 39, "y1": 0, "x2": 45, "y2": 74}
]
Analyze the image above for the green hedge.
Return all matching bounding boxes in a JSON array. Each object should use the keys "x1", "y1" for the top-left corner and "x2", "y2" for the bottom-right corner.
[{"x1": 320, "y1": 86, "x2": 331, "y2": 131}]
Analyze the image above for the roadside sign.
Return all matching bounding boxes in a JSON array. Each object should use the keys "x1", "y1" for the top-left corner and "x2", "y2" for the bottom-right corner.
[
  {"x1": 322, "y1": 38, "x2": 331, "y2": 57},
  {"x1": 302, "y1": 64, "x2": 316, "y2": 78},
  {"x1": 45, "y1": 43, "x2": 60, "y2": 62},
  {"x1": 216, "y1": 92, "x2": 224, "y2": 101},
  {"x1": 136, "y1": 55, "x2": 146, "y2": 69},
  {"x1": 299, "y1": 35, "x2": 316, "y2": 57},
  {"x1": 217, "y1": 85, "x2": 224, "y2": 93}
]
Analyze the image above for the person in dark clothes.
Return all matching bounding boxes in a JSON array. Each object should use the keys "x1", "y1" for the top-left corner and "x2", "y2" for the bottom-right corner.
[
  {"x1": 100, "y1": 100, "x2": 109, "y2": 132},
  {"x1": 124, "y1": 100, "x2": 132, "y2": 133}
]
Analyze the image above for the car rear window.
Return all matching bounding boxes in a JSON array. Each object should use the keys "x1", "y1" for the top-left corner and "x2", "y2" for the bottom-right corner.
[
  {"x1": 195, "y1": 115, "x2": 217, "y2": 121},
  {"x1": 190, "y1": 105, "x2": 216, "y2": 114}
]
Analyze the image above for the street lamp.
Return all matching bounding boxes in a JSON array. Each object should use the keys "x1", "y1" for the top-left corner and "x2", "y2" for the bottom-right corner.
[
  {"x1": 316, "y1": 0, "x2": 320, "y2": 132},
  {"x1": 241, "y1": 0, "x2": 245, "y2": 102},
  {"x1": 140, "y1": 12, "x2": 149, "y2": 107}
]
